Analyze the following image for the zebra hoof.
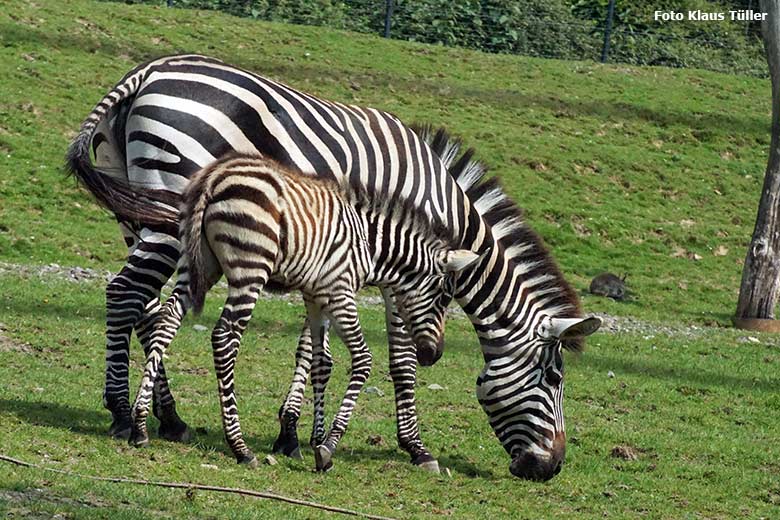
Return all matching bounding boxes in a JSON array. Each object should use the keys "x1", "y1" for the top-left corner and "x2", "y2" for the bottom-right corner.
[
  {"x1": 411, "y1": 454, "x2": 440, "y2": 473},
  {"x1": 108, "y1": 417, "x2": 132, "y2": 440},
  {"x1": 237, "y1": 453, "x2": 259, "y2": 469},
  {"x1": 128, "y1": 428, "x2": 150, "y2": 448},
  {"x1": 417, "y1": 460, "x2": 441, "y2": 473},
  {"x1": 272, "y1": 426, "x2": 302, "y2": 459},
  {"x1": 272, "y1": 439, "x2": 302, "y2": 460},
  {"x1": 158, "y1": 421, "x2": 191, "y2": 443},
  {"x1": 314, "y1": 445, "x2": 334, "y2": 472}
]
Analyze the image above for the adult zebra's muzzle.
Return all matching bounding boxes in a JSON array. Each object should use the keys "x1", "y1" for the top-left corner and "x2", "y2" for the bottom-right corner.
[
  {"x1": 416, "y1": 336, "x2": 444, "y2": 367},
  {"x1": 509, "y1": 432, "x2": 566, "y2": 481}
]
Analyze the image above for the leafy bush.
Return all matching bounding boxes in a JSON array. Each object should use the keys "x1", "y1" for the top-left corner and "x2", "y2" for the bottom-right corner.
[{"x1": 119, "y1": 0, "x2": 766, "y2": 76}]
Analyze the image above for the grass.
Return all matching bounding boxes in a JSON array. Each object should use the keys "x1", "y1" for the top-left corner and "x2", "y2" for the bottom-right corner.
[
  {"x1": 1, "y1": 0, "x2": 779, "y2": 518},
  {"x1": 1, "y1": 274, "x2": 779, "y2": 519}
]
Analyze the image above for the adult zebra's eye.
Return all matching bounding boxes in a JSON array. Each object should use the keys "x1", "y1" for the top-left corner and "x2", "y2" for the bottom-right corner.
[{"x1": 544, "y1": 366, "x2": 562, "y2": 387}]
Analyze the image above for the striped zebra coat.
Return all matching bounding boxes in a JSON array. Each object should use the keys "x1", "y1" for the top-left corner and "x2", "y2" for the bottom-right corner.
[
  {"x1": 67, "y1": 54, "x2": 600, "y2": 480},
  {"x1": 130, "y1": 153, "x2": 478, "y2": 470}
]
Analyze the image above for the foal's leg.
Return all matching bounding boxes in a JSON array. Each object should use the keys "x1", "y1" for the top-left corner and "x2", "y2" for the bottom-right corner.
[
  {"x1": 313, "y1": 295, "x2": 372, "y2": 472},
  {"x1": 381, "y1": 289, "x2": 439, "y2": 472},
  {"x1": 134, "y1": 298, "x2": 188, "y2": 443},
  {"x1": 129, "y1": 276, "x2": 192, "y2": 446},
  {"x1": 212, "y1": 282, "x2": 264, "y2": 466}
]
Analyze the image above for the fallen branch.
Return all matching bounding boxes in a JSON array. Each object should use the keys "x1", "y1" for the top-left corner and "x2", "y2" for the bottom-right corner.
[{"x1": 0, "y1": 453, "x2": 397, "y2": 520}]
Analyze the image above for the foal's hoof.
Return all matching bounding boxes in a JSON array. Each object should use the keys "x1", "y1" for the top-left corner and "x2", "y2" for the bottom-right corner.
[
  {"x1": 158, "y1": 420, "x2": 191, "y2": 443},
  {"x1": 128, "y1": 427, "x2": 150, "y2": 448},
  {"x1": 237, "y1": 453, "x2": 259, "y2": 469},
  {"x1": 314, "y1": 445, "x2": 334, "y2": 472},
  {"x1": 108, "y1": 417, "x2": 132, "y2": 440},
  {"x1": 412, "y1": 454, "x2": 440, "y2": 474}
]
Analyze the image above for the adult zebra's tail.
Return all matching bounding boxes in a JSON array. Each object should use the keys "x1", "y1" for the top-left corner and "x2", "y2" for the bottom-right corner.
[{"x1": 65, "y1": 60, "x2": 179, "y2": 226}]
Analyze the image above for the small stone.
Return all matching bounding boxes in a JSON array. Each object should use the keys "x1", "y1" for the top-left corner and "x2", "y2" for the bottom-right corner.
[
  {"x1": 366, "y1": 434, "x2": 384, "y2": 446},
  {"x1": 610, "y1": 445, "x2": 639, "y2": 461},
  {"x1": 607, "y1": 371, "x2": 615, "y2": 379},
  {"x1": 363, "y1": 386, "x2": 384, "y2": 396},
  {"x1": 747, "y1": 336, "x2": 760, "y2": 344},
  {"x1": 427, "y1": 383, "x2": 445, "y2": 391},
  {"x1": 200, "y1": 463, "x2": 218, "y2": 470},
  {"x1": 264, "y1": 454, "x2": 278, "y2": 466},
  {"x1": 193, "y1": 324, "x2": 208, "y2": 332}
]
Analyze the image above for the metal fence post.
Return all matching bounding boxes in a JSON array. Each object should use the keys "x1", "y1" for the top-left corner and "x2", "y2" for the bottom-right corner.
[
  {"x1": 384, "y1": 0, "x2": 394, "y2": 38},
  {"x1": 601, "y1": 0, "x2": 616, "y2": 63}
]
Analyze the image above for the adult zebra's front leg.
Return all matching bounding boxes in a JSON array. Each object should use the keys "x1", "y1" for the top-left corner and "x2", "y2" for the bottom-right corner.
[
  {"x1": 312, "y1": 294, "x2": 372, "y2": 473},
  {"x1": 104, "y1": 226, "x2": 184, "y2": 439},
  {"x1": 382, "y1": 289, "x2": 439, "y2": 473}
]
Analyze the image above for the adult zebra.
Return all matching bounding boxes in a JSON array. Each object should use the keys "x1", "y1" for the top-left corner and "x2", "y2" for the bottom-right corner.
[{"x1": 67, "y1": 54, "x2": 600, "y2": 481}]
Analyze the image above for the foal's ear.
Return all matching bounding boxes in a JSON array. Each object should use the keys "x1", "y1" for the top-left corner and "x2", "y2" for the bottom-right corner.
[{"x1": 439, "y1": 250, "x2": 480, "y2": 273}]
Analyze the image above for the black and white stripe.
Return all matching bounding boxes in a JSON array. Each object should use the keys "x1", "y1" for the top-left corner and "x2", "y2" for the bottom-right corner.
[
  {"x1": 67, "y1": 54, "x2": 600, "y2": 480},
  {"x1": 126, "y1": 154, "x2": 476, "y2": 470}
]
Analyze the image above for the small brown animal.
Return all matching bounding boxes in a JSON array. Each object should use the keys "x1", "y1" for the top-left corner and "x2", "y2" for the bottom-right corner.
[{"x1": 589, "y1": 272, "x2": 628, "y2": 300}]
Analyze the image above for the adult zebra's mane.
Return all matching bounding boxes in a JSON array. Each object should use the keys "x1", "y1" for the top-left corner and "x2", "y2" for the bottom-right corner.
[{"x1": 413, "y1": 125, "x2": 584, "y2": 352}]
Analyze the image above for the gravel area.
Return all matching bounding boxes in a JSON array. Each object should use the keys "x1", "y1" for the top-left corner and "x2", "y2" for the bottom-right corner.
[{"x1": 0, "y1": 261, "x2": 763, "y2": 341}]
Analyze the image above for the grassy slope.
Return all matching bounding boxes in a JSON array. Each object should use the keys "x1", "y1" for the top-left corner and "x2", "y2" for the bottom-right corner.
[
  {"x1": 1, "y1": 1, "x2": 779, "y2": 519},
  {"x1": 0, "y1": 0, "x2": 772, "y2": 325}
]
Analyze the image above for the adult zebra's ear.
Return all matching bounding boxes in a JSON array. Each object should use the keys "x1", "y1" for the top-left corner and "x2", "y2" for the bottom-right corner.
[
  {"x1": 541, "y1": 316, "x2": 602, "y2": 340},
  {"x1": 439, "y1": 249, "x2": 481, "y2": 273}
]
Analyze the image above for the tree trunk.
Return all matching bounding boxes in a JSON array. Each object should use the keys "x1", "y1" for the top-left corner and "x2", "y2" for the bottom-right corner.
[{"x1": 736, "y1": 0, "x2": 780, "y2": 320}]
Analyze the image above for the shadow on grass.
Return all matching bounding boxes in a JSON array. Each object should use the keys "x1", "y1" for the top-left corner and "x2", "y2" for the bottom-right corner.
[{"x1": 0, "y1": 398, "x2": 496, "y2": 478}]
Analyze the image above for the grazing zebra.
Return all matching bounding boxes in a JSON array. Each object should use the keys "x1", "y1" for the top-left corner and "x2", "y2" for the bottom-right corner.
[
  {"x1": 67, "y1": 54, "x2": 601, "y2": 480},
  {"x1": 130, "y1": 153, "x2": 478, "y2": 469}
]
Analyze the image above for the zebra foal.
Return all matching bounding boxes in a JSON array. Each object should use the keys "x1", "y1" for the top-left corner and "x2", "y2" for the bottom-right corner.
[{"x1": 130, "y1": 153, "x2": 479, "y2": 470}]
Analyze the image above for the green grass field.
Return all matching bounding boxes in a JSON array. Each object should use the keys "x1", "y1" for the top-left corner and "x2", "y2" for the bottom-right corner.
[{"x1": 1, "y1": 0, "x2": 779, "y2": 518}]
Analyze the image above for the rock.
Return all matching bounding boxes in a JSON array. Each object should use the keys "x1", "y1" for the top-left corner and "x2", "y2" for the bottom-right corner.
[
  {"x1": 200, "y1": 463, "x2": 218, "y2": 470},
  {"x1": 264, "y1": 454, "x2": 278, "y2": 466},
  {"x1": 427, "y1": 383, "x2": 444, "y2": 391},
  {"x1": 363, "y1": 386, "x2": 384, "y2": 396},
  {"x1": 607, "y1": 371, "x2": 615, "y2": 378},
  {"x1": 193, "y1": 324, "x2": 208, "y2": 332}
]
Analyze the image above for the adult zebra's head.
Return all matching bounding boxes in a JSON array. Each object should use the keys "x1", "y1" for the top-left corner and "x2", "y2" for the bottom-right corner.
[
  {"x1": 476, "y1": 314, "x2": 601, "y2": 481},
  {"x1": 416, "y1": 125, "x2": 602, "y2": 481}
]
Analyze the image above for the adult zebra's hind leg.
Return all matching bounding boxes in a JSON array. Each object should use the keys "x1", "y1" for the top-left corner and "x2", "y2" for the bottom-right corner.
[
  {"x1": 383, "y1": 289, "x2": 439, "y2": 473},
  {"x1": 104, "y1": 227, "x2": 179, "y2": 439},
  {"x1": 272, "y1": 322, "x2": 313, "y2": 459},
  {"x1": 272, "y1": 319, "x2": 333, "y2": 459}
]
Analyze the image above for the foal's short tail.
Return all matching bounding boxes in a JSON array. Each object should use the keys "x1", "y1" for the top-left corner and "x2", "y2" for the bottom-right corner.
[{"x1": 179, "y1": 161, "x2": 223, "y2": 315}]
